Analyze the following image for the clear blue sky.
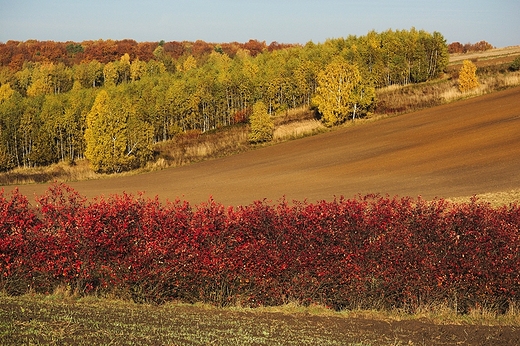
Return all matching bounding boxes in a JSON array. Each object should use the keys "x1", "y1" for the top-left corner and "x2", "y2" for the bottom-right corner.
[{"x1": 1, "y1": 0, "x2": 519, "y2": 47}]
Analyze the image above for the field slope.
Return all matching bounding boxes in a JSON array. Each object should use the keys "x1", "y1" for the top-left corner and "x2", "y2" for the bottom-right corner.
[{"x1": 14, "y1": 86, "x2": 520, "y2": 206}]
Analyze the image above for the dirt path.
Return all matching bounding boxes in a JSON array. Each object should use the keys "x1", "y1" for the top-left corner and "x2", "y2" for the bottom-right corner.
[{"x1": 13, "y1": 86, "x2": 520, "y2": 206}]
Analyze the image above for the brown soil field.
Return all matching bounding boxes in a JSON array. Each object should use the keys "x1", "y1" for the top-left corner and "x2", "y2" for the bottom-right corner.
[{"x1": 12, "y1": 85, "x2": 520, "y2": 207}]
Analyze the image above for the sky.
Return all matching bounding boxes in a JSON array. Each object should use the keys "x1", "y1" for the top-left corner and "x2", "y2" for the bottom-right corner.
[{"x1": 1, "y1": 0, "x2": 519, "y2": 48}]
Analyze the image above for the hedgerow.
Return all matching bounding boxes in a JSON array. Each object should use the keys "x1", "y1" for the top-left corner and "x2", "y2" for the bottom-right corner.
[{"x1": 1, "y1": 183, "x2": 519, "y2": 313}]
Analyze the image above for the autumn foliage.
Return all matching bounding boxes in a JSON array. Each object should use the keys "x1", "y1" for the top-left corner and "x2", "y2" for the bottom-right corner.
[
  {"x1": 0, "y1": 29, "x2": 449, "y2": 173},
  {"x1": 448, "y1": 41, "x2": 494, "y2": 54},
  {"x1": 1, "y1": 183, "x2": 519, "y2": 313},
  {"x1": 458, "y1": 60, "x2": 480, "y2": 92},
  {"x1": 0, "y1": 39, "x2": 288, "y2": 69}
]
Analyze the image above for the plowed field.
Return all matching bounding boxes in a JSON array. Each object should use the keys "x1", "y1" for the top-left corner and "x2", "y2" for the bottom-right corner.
[{"x1": 13, "y1": 86, "x2": 520, "y2": 206}]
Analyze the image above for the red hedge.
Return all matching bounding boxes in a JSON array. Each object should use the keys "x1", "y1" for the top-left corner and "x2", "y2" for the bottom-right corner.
[{"x1": 1, "y1": 183, "x2": 520, "y2": 312}]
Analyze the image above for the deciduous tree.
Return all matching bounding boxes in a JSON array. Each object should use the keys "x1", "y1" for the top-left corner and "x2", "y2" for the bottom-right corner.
[
  {"x1": 313, "y1": 57, "x2": 361, "y2": 126},
  {"x1": 248, "y1": 101, "x2": 273, "y2": 143},
  {"x1": 84, "y1": 90, "x2": 129, "y2": 173},
  {"x1": 458, "y1": 60, "x2": 479, "y2": 92}
]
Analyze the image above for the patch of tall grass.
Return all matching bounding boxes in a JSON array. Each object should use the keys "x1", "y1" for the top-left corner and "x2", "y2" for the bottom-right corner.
[
  {"x1": 376, "y1": 70, "x2": 520, "y2": 115},
  {"x1": 153, "y1": 125, "x2": 250, "y2": 168},
  {"x1": 448, "y1": 189, "x2": 520, "y2": 207},
  {"x1": 440, "y1": 71, "x2": 520, "y2": 103},
  {"x1": 0, "y1": 160, "x2": 98, "y2": 186},
  {"x1": 273, "y1": 119, "x2": 326, "y2": 141}
]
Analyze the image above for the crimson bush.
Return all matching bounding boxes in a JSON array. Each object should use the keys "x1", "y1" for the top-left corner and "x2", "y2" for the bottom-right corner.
[{"x1": 1, "y1": 183, "x2": 519, "y2": 313}]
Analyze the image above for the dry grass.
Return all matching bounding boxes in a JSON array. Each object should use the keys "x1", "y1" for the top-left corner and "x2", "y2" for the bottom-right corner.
[
  {"x1": 448, "y1": 189, "x2": 520, "y2": 207},
  {"x1": 449, "y1": 45, "x2": 520, "y2": 64},
  {"x1": 441, "y1": 71, "x2": 520, "y2": 103},
  {"x1": 272, "y1": 106, "x2": 316, "y2": 126},
  {"x1": 0, "y1": 160, "x2": 98, "y2": 186},
  {"x1": 341, "y1": 304, "x2": 520, "y2": 327},
  {"x1": 153, "y1": 125, "x2": 250, "y2": 168},
  {"x1": 375, "y1": 78, "x2": 450, "y2": 114},
  {"x1": 376, "y1": 69, "x2": 520, "y2": 115},
  {"x1": 232, "y1": 298, "x2": 520, "y2": 326},
  {"x1": 273, "y1": 119, "x2": 326, "y2": 141}
]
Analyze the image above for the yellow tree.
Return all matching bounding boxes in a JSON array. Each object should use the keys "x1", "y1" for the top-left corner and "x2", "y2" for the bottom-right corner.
[
  {"x1": 248, "y1": 101, "x2": 273, "y2": 143},
  {"x1": 349, "y1": 83, "x2": 376, "y2": 120},
  {"x1": 74, "y1": 60, "x2": 103, "y2": 88},
  {"x1": 177, "y1": 55, "x2": 197, "y2": 73},
  {"x1": 312, "y1": 57, "x2": 361, "y2": 126},
  {"x1": 0, "y1": 83, "x2": 14, "y2": 102},
  {"x1": 130, "y1": 58, "x2": 147, "y2": 82},
  {"x1": 84, "y1": 90, "x2": 129, "y2": 173},
  {"x1": 119, "y1": 53, "x2": 131, "y2": 83},
  {"x1": 103, "y1": 62, "x2": 119, "y2": 87},
  {"x1": 458, "y1": 60, "x2": 479, "y2": 92}
]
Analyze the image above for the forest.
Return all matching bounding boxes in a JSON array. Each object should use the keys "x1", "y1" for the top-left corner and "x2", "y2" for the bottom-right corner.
[{"x1": 0, "y1": 28, "x2": 449, "y2": 173}]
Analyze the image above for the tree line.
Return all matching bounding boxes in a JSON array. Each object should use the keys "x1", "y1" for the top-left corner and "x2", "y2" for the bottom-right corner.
[
  {"x1": 0, "y1": 28, "x2": 449, "y2": 173},
  {"x1": 447, "y1": 40, "x2": 494, "y2": 54},
  {"x1": 0, "y1": 39, "x2": 294, "y2": 70}
]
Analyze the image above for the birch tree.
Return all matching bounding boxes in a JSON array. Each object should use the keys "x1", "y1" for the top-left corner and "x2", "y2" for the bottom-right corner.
[
  {"x1": 313, "y1": 57, "x2": 361, "y2": 126},
  {"x1": 85, "y1": 90, "x2": 129, "y2": 173}
]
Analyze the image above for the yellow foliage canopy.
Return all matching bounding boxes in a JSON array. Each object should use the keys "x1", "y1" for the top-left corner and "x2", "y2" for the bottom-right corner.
[
  {"x1": 313, "y1": 57, "x2": 361, "y2": 126},
  {"x1": 458, "y1": 60, "x2": 479, "y2": 92}
]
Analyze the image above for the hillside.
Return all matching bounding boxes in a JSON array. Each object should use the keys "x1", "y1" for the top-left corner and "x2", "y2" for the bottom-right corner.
[
  {"x1": 448, "y1": 45, "x2": 520, "y2": 64},
  {"x1": 14, "y1": 85, "x2": 520, "y2": 206}
]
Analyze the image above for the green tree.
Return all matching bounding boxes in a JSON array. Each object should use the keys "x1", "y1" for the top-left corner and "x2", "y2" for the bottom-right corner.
[
  {"x1": 248, "y1": 101, "x2": 273, "y2": 143},
  {"x1": 295, "y1": 59, "x2": 318, "y2": 107},
  {"x1": 458, "y1": 60, "x2": 479, "y2": 92},
  {"x1": 122, "y1": 83, "x2": 156, "y2": 166},
  {"x1": 126, "y1": 106, "x2": 155, "y2": 167},
  {"x1": 509, "y1": 57, "x2": 520, "y2": 71},
  {"x1": 312, "y1": 57, "x2": 361, "y2": 126},
  {"x1": 17, "y1": 96, "x2": 44, "y2": 167},
  {"x1": 62, "y1": 87, "x2": 95, "y2": 162}
]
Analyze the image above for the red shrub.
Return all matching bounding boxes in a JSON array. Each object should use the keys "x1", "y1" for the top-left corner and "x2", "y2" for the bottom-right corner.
[
  {"x1": 0, "y1": 188, "x2": 39, "y2": 294},
  {"x1": 2, "y1": 183, "x2": 520, "y2": 313}
]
